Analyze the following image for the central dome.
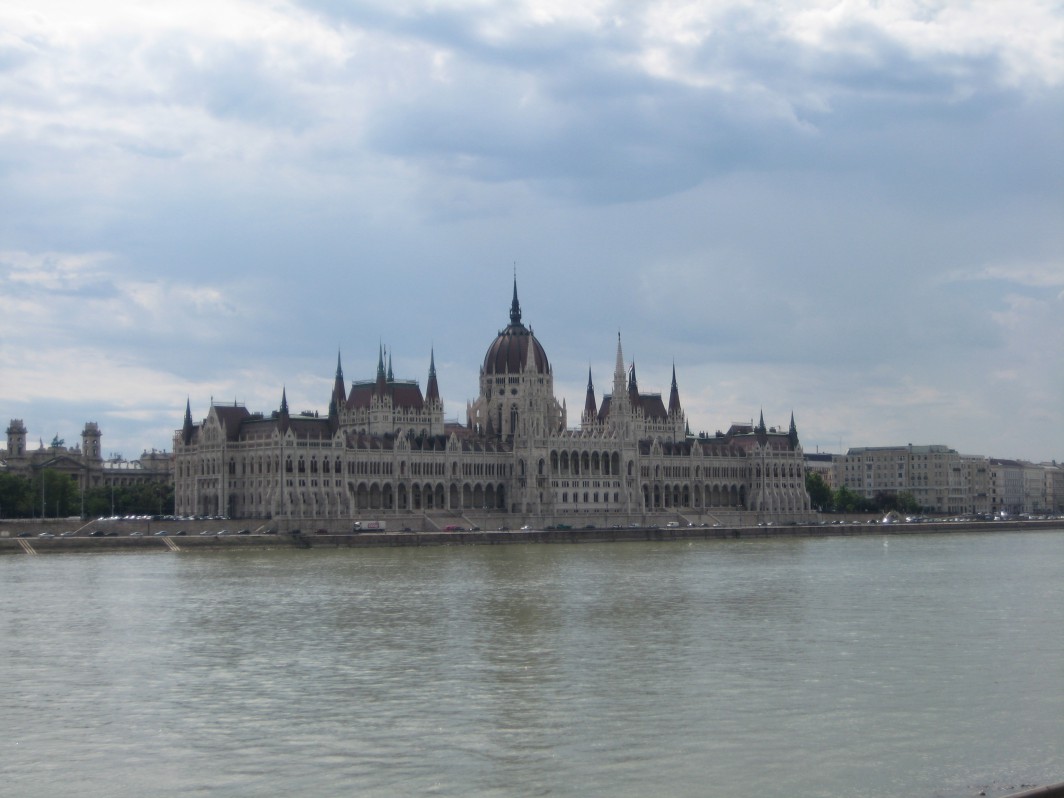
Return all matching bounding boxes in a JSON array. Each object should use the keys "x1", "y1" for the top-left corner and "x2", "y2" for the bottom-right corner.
[{"x1": 482, "y1": 280, "x2": 550, "y2": 375}]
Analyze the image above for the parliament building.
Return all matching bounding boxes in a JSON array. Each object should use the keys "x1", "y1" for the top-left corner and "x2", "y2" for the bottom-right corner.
[{"x1": 173, "y1": 282, "x2": 811, "y2": 528}]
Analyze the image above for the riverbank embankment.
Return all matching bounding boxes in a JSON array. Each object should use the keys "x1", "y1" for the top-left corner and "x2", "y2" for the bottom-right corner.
[{"x1": 1, "y1": 518, "x2": 1061, "y2": 555}]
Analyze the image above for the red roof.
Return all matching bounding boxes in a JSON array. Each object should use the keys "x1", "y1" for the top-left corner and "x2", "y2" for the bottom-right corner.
[
  {"x1": 482, "y1": 324, "x2": 550, "y2": 375},
  {"x1": 346, "y1": 381, "x2": 425, "y2": 411}
]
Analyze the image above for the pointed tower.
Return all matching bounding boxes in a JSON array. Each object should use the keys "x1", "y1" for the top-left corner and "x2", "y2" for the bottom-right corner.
[
  {"x1": 510, "y1": 275, "x2": 522, "y2": 326},
  {"x1": 788, "y1": 411, "x2": 799, "y2": 449},
  {"x1": 668, "y1": 362, "x2": 681, "y2": 417},
  {"x1": 426, "y1": 349, "x2": 440, "y2": 405},
  {"x1": 609, "y1": 333, "x2": 626, "y2": 407},
  {"x1": 279, "y1": 387, "x2": 291, "y2": 434},
  {"x1": 387, "y1": 350, "x2": 394, "y2": 382},
  {"x1": 628, "y1": 361, "x2": 640, "y2": 407},
  {"x1": 182, "y1": 398, "x2": 195, "y2": 445},
  {"x1": 667, "y1": 362, "x2": 685, "y2": 441},
  {"x1": 375, "y1": 343, "x2": 387, "y2": 394},
  {"x1": 329, "y1": 351, "x2": 347, "y2": 429},
  {"x1": 756, "y1": 408, "x2": 767, "y2": 436},
  {"x1": 583, "y1": 366, "x2": 598, "y2": 426}
]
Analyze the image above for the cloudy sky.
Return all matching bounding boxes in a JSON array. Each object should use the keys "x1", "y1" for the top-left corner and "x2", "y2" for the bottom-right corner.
[{"x1": 1, "y1": 0, "x2": 1061, "y2": 464}]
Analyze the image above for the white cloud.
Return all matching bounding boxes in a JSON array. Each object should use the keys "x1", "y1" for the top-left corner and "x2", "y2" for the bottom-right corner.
[
  {"x1": 942, "y1": 260, "x2": 1064, "y2": 289},
  {"x1": 0, "y1": 1, "x2": 1060, "y2": 462}
]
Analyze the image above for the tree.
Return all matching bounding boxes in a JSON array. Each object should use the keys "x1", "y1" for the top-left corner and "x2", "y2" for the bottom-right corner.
[
  {"x1": 83, "y1": 480, "x2": 174, "y2": 517},
  {"x1": 0, "y1": 473, "x2": 34, "y2": 518},
  {"x1": 805, "y1": 471, "x2": 833, "y2": 511},
  {"x1": 872, "y1": 490, "x2": 921, "y2": 514},
  {"x1": 895, "y1": 492, "x2": 920, "y2": 513},
  {"x1": 834, "y1": 485, "x2": 875, "y2": 514},
  {"x1": 28, "y1": 469, "x2": 80, "y2": 517}
]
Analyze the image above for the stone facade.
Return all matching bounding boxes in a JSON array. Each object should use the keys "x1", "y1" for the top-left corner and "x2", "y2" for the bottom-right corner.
[
  {"x1": 822, "y1": 446, "x2": 1061, "y2": 516},
  {"x1": 173, "y1": 282, "x2": 812, "y2": 525},
  {"x1": 2, "y1": 419, "x2": 173, "y2": 491},
  {"x1": 834, "y1": 444, "x2": 971, "y2": 514}
]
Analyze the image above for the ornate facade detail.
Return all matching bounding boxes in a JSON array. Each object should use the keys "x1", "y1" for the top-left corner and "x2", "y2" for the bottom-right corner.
[{"x1": 173, "y1": 282, "x2": 811, "y2": 523}]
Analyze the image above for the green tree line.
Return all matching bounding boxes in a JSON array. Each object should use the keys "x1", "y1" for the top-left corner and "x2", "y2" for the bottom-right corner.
[
  {"x1": 805, "y1": 472, "x2": 921, "y2": 514},
  {"x1": 0, "y1": 471, "x2": 174, "y2": 519}
]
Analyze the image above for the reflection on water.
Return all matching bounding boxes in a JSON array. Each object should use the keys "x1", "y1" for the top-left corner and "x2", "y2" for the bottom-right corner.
[{"x1": 2, "y1": 532, "x2": 1062, "y2": 798}]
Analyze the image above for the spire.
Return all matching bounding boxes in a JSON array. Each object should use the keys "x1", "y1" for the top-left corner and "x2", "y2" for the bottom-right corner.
[
  {"x1": 330, "y1": 350, "x2": 347, "y2": 424},
  {"x1": 182, "y1": 397, "x2": 194, "y2": 445},
  {"x1": 279, "y1": 387, "x2": 290, "y2": 433},
  {"x1": 387, "y1": 350, "x2": 394, "y2": 382},
  {"x1": 610, "y1": 332, "x2": 631, "y2": 418},
  {"x1": 584, "y1": 366, "x2": 597, "y2": 418},
  {"x1": 756, "y1": 408, "x2": 766, "y2": 435},
  {"x1": 668, "y1": 361, "x2": 681, "y2": 417},
  {"x1": 426, "y1": 348, "x2": 440, "y2": 404},
  {"x1": 375, "y1": 343, "x2": 387, "y2": 393},
  {"x1": 509, "y1": 275, "x2": 522, "y2": 326},
  {"x1": 788, "y1": 411, "x2": 799, "y2": 448}
]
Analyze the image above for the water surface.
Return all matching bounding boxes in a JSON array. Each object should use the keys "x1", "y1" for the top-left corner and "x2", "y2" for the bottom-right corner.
[{"x1": 2, "y1": 531, "x2": 1062, "y2": 797}]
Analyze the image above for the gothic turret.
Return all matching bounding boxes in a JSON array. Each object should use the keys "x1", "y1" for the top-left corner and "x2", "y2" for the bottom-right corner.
[
  {"x1": 583, "y1": 367, "x2": 598, "y2": 421},
  {"x1": 375, "y1": 344, "x2": 387, "y2": 395},
  {"x1": 329, "y1": 351, "x2": 347, "y2": 428},
  {"x1": 182, "y1": 399, "x2": 194, "y2": 445},
  {"x1": 668, "y1": 362, "x2": 681, "y2": 418},
  {"x1": 279, "y1": 387, "x2": 290, "y2": 433},
  {"x1": 510, "y1": 276, "x2": 521, "y2": 325},
  {"x1": 426, "y1": 349, "x2": 440, "y2": 405}
]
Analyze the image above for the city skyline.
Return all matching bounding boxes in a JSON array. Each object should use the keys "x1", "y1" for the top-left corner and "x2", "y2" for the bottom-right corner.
[{"x1": 1, "y1": 1, "x2": 1061, "y2": 463}]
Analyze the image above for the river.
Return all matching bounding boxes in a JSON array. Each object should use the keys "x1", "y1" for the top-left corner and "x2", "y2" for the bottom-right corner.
[{"x1": 2, "y1": 530, "x2": 1062, "y2": 797}]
